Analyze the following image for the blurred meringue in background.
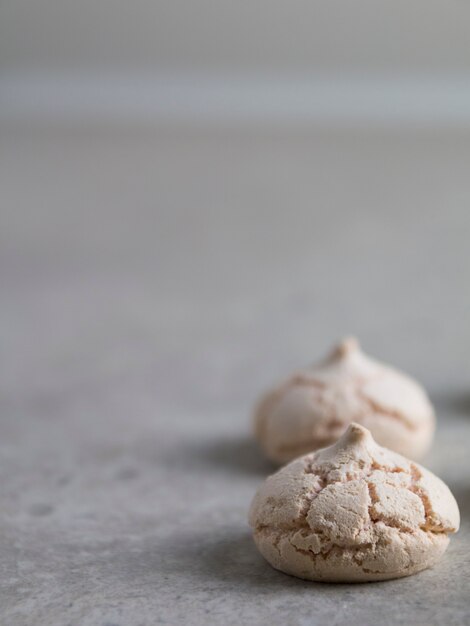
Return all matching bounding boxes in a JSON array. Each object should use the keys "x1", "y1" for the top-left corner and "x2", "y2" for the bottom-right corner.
[{"x1": 254, "y1": 337, "x2": 435, "y2": 463}]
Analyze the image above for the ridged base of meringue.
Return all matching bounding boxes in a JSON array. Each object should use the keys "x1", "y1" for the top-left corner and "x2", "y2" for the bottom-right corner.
[{"x1": 253, "y1": 526, "x2": 449, "y2": 583}]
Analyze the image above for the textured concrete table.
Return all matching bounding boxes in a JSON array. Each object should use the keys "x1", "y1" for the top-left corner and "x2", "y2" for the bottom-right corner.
[{"x1": 1, "y1": 125, "x2": 470, "y2": 625}]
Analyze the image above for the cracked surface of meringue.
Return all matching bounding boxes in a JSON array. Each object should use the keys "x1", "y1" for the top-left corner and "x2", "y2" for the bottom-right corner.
[
  {"x1": 249, "y1": 423, "x2": 459, "y2": 583},
  {"x1": 254, "y1": 337, "x2": 435, "y2": 463}
]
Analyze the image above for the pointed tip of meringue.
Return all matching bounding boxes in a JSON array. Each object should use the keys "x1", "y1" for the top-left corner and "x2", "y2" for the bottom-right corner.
[
  {"x1": 333, "y1": 336, "x2": 360, "y2": 359},
  {"x1": 340, "y1": 422, "x2": 373, "y2": 445},
  {"x1": 326, "y1": 422, "x2": 375, "y2": 456},
  {"x1": 313, "y1": 422, "x2": 377, "y2": 466}
]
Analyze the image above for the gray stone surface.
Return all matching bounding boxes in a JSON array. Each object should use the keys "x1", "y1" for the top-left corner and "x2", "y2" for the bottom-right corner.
[{"x1": 1, "y1": 126, "x2": 470, "y2": 625}]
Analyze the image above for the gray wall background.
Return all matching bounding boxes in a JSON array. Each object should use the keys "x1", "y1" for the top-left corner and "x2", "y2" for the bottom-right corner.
[
  {"x1": 2, "y1": 0, "x2": 470, "y2": 73},
  {"x1": 2, "y1": 1, "x2": 470, "y2": 125}
]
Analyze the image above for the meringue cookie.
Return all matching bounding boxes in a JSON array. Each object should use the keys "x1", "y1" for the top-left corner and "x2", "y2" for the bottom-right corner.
[
  {"x1": 249, "y1": 423, "x2": 459, "y2": 583},
  {"x1": 254, "y1": 337, "x2": 435, "y2": 463}
]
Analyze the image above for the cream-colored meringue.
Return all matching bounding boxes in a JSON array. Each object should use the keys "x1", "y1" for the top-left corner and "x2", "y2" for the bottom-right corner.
[
  {"x1": 249, "y1": 423, "x2": 459, "y2": 583},
  {"x1": 254, "y1": 337, "x2": 435, "y2": 463}
]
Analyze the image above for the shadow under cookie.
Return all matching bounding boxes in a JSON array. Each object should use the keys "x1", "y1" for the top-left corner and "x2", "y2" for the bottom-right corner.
[{"x1": 187, "y1": 435, "x2": 276, "y2": 477}]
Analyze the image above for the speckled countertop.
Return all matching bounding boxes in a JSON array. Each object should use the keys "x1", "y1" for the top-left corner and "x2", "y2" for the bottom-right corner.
[{"x1": 1, "y1": 125, "x2": 470, "y2": 625}]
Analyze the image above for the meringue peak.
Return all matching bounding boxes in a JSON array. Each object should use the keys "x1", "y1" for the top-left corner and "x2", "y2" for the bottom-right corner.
[
  {"x1": 314, "y1": 423, "x2": 377, "y2": 467},
  {"x1": 332, "y1": 336, "x2": 360, "y2": 359},
  {"x1": 339, "y1": 422, "x2": 372, "y2": 446}
]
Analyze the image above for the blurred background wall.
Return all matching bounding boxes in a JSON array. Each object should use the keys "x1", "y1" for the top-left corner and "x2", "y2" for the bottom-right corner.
[
  {"x1": 2, "y1": 0, "x2": 470, "y2": 125},
  {"x1": 1, "y1": 1, "x2": 470, "y2": 415}
]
